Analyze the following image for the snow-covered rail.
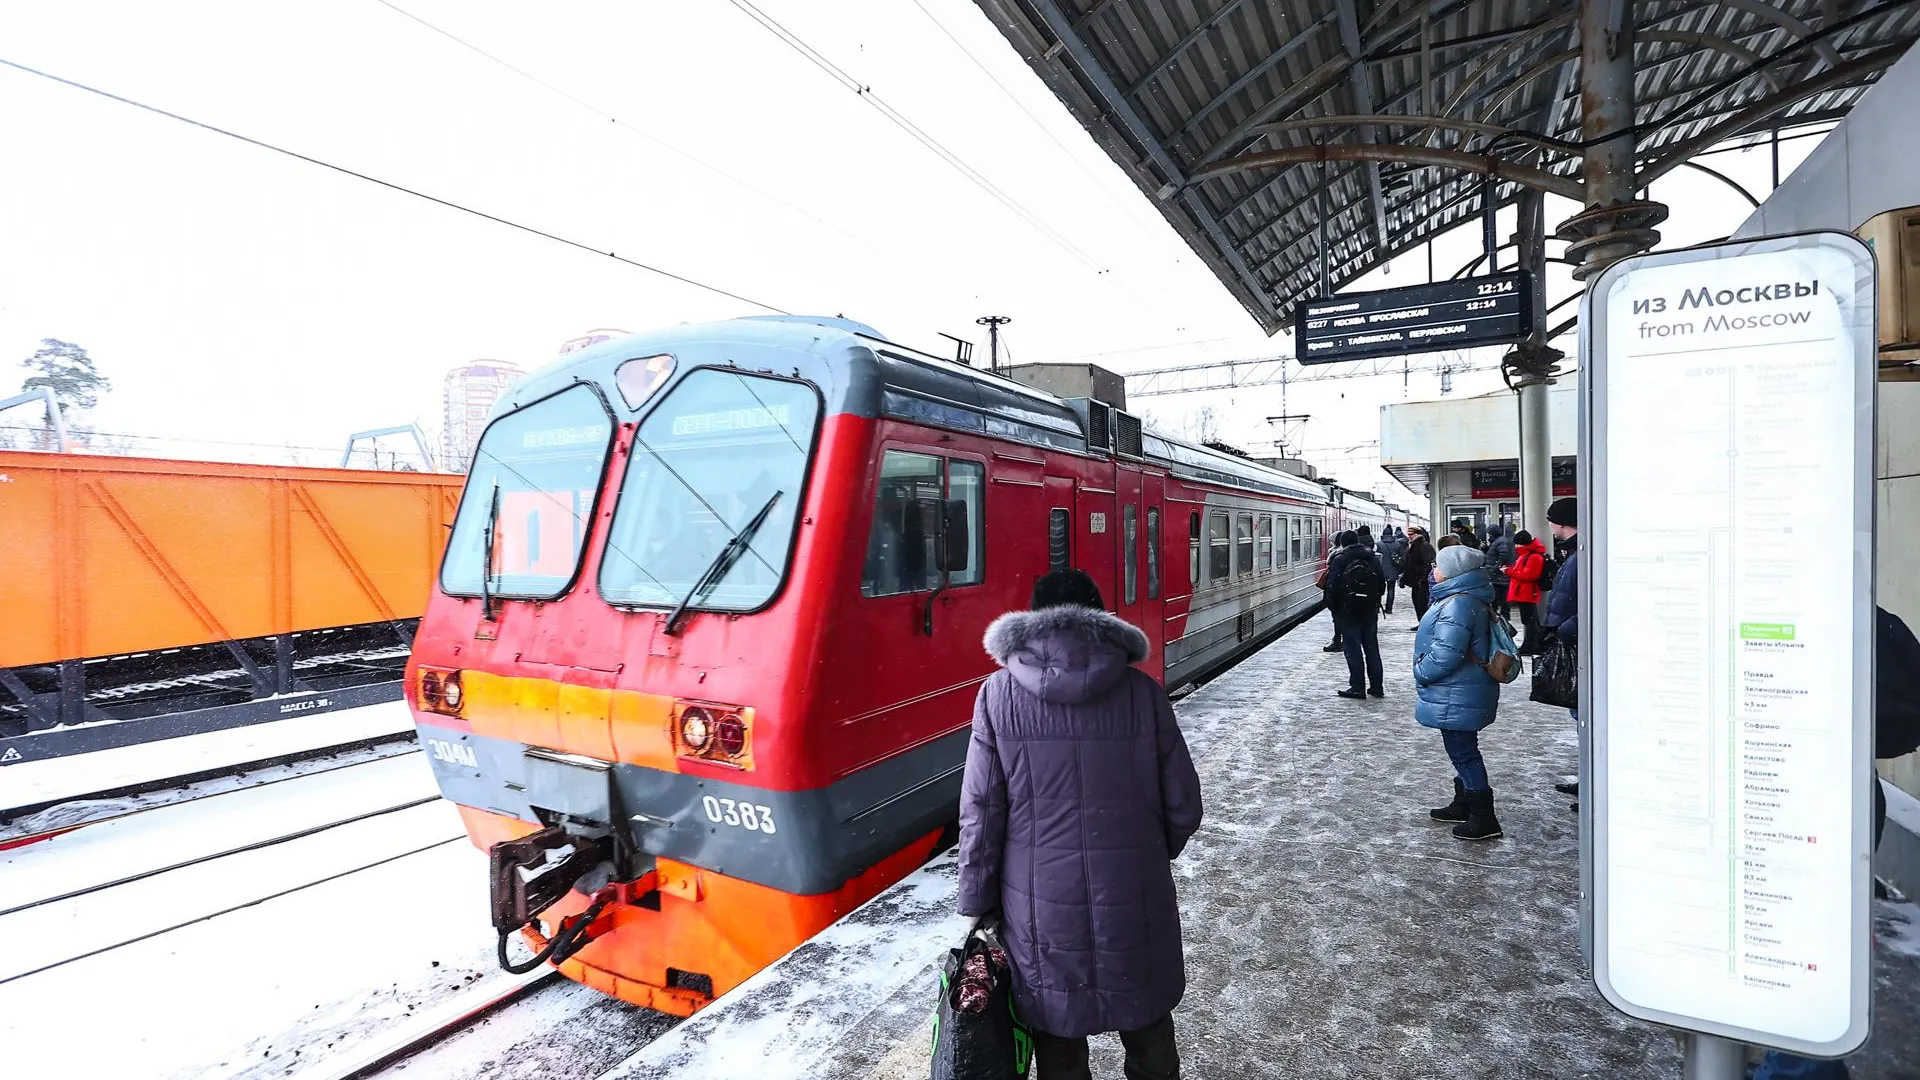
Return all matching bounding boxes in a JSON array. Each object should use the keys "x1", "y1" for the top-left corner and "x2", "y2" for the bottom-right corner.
[
  {"x1": 0, "y1": 753, "x2": 458, "y2": 986},
  {"x1": 303, "y1": 969, "x2": 559, "y2": 1079}
]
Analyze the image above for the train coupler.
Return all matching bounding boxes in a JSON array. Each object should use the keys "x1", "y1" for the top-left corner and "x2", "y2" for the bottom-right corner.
[
  {"x1": 490, "y1": 826, "x2": 615, "y2": 974},
  {"x1": 488, "y1": 826, "x2": 609, "y2": 933}
]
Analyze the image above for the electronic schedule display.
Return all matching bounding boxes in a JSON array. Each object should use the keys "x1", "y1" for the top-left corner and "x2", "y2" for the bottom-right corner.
[
  {"x1": 1294, "y1": 271, "x2": 1532, "y2": 364},
  {"x1": 1584, "y1": 233, "x2": 1877, "y2": 1056}
]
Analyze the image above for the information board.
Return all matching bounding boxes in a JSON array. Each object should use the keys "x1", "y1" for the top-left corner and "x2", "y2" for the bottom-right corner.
[
  {"x1": 1584, "y1": 232, "x2": 1876, "y2": 1056},
  {"x1": 1294, "y1": 271, "x2": 1531, "y2": 364}
]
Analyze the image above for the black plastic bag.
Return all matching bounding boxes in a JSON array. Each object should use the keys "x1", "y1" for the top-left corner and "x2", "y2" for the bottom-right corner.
[
  {"x1": 1530, "y1": 636, "x2": 1578, "y2": 709},
  {"x1": 1878, "y1": 607, "x2": 1920, "y2": 759},
  {"x1": 930, "y1": 926, "x2": 1031, "y2": 1080}
]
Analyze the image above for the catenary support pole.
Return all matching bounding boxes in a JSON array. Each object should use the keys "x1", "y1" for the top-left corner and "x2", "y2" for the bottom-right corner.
[{"x1": 1682, "y1": 1034, "x2": 1747, "y2": 1080}]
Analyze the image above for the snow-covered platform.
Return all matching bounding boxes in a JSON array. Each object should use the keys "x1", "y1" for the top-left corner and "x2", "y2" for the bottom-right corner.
[{"x1": 639, "y1": 605, "x2": 1920, "y2": 1078}]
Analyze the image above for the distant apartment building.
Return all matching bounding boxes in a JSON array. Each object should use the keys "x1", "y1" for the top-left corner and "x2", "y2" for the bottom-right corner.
[{"x1": 440, "y1": 360, "x2": 525, "y2": 471}]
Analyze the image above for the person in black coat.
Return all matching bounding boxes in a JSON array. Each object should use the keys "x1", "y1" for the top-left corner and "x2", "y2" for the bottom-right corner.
[
  {"x1": 1378, "y1": 526, "x2": 1404, "y2": 615},
  {"x1": 1327, "y1": 530, "x2": 1385, "y2": 699},
  {"x1": 1540, "y1": 498, "x2": 1581, "y2": 808},
  {"x1": 1401, "y1": 526, "x2": 1437, "y2": 623},
  {"x1": 1755, "y1": 606, "x2": 1920, "y2": 1078},
  {"x1": 1486, "y1": 524, "x2": 1515, "y2": 618},
  {"x1": 1321, "y1": 532, "x2": 1345, "y2": 653}
]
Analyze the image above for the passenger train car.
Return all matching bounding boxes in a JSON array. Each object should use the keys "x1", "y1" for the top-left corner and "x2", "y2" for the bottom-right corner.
[{"x1": 403, "y1": 315, "x2": 1423, "y2": 1014}]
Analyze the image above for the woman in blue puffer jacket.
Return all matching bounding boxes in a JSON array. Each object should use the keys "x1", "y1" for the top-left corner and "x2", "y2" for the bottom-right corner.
[{"x1": 1414, "y1": 544, "x2": 1503, "y2": 841}]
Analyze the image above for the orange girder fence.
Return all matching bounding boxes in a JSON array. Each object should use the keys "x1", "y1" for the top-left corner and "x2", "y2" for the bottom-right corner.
[{"x1": 0, "y1": 452, "x2": 463, "y2": 668}]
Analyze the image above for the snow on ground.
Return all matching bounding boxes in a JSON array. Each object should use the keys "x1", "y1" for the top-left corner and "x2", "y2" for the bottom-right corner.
[
  {"x1": 10, "y1": 611, "x2": 1917, "y2": 1079},
  {"x1": 0, "y1": 737, "x2": 419, "y2": 842},
  {"x1": 0, "y1": 700, "x2": 416, "y2": 811},
  {"x1": 1880, "y1": 897, "x2": 1920, "y2": 960},
  {"x1": 0, "y1": 739, "x2": 511, "y2": 1080},
  {"x1": 603, "y1": 851, "x2": 970, "y2": 1080},
  {"x1": 625, "y1": 606, "x2": 1920, "y2": 1080},
  {"x1": 0, "y1": 797, "x2": 456, "y2": 984},
  {"x1": 0, "y1": 830, "x2": 499, "y2": 1080},
  {"x1": 0, "y1": 753, "x2": 437, "y2": 915}
]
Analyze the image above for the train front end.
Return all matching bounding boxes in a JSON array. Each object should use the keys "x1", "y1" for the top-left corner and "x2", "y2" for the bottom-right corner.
[{"x1": 403, "y1": 319, "x2": 943, "y2": 1015}]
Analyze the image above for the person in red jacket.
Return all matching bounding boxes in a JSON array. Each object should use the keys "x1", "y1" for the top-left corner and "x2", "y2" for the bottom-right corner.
[{"x1": 1505, "y1": 530, "x2": 1547, "y2": 654}]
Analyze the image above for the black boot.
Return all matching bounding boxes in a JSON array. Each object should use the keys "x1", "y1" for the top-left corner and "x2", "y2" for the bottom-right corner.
[
  {"x1": 1452, "y1": 789, "x2": 1502, "y2": 841},
  {"x1": 1429, "y1": 778, "x2": 1468, "y2": 823}
]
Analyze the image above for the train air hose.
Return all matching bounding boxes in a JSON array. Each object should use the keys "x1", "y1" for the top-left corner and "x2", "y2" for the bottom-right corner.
[{"x1": 497, "y1": 894, "x2": 612, "y2": 975}]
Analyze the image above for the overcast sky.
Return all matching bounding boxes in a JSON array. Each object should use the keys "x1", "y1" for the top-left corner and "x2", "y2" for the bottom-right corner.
[{"x1": 0, "y1": 0, "x2": 1828, "y2": 500}]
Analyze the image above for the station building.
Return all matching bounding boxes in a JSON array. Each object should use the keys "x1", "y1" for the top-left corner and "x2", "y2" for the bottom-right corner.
[{"x1": 1378, "y1": 384, "x2": 1576, "y2": 540}]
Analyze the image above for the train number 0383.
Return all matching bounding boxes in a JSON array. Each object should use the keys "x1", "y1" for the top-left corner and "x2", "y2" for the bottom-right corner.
[{"x1": 703, "y1": 795, "x2": 777, "y2": 834}]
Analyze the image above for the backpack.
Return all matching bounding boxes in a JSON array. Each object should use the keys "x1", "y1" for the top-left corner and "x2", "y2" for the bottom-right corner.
[
  {"x1": 1342, "y1": 554, "x2": 1386, "y2": 609},
  {"x1": 1449, "y1": 595, "x2": 1522, "y2": 684}
]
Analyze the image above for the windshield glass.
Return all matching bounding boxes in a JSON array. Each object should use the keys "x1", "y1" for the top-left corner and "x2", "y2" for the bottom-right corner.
[
  {"x1": 599, "y1": 369, "x2": 820, "y2": 611},
  {"x1": 440, "y1": 384, "x2": 614, "y2": 599}
]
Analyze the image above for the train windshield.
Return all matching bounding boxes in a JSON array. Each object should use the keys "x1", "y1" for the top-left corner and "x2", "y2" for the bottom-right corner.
[
  {"x1": 599, "y1": 369, "x2": 820, "y2": 611},
  {"x1": 441, "y1": 384, "x2": 615, "y2": 599}
]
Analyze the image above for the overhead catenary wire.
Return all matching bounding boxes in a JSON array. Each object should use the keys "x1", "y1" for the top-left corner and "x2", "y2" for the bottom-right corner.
[
  {"x1": 902, "y1": 0, "x2": 1166, "y2": 240},
  {"x1": 0, "y1": 57, "x2": 791, "y2": 316},
  {"x1": 369, "y1": 0, "x2": 903, "y2": 263},
  {"x1": 721, "y1": 0, "x2": 1108, "y2": 275}
]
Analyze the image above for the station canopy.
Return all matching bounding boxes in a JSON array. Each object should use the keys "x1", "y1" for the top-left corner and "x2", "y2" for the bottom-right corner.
[{"x1": 969, "y1": 0, "x2": 1920, "y2": 333}]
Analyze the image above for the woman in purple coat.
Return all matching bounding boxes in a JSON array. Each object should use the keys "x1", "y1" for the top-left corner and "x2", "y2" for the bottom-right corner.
[{"x1": 958, "y1": 569, "x2": 1204, "y2": 1080}]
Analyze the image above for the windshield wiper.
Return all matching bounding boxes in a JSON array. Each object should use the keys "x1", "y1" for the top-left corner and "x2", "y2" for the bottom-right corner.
[
  {"x1": 480, "y1": 485, "x2": 502, "y2": 621},
  {"x1": 664, "y1": 490, "x2": 782, "y2": 637}
]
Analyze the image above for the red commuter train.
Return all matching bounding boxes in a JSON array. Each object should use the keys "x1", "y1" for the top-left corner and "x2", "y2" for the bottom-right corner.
[{"x1": 404, "y1": 315, "x2": 1421, "y2": 1014}]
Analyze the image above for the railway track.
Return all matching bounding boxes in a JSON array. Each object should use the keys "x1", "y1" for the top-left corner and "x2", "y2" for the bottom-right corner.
[
  {"x1": 0, "y1": 754, "x2": 457, "y2": 983},
  {"x1": 0, "y1": 731, "x2": 420, "y2": 842}
]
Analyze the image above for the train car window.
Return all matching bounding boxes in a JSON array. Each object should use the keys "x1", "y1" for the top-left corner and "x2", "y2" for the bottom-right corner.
[
  {"x1": 862, "y1": 451, "x2": 942, "y2": 596},
  {"x1": 1123, "y1": 504, "x2": 1138, "y2": 605},
  {"x1": 948, "y1": 460, "x2": 985, "y2": 587},
  {"x1": 862, "y1": 451, "x2": 993, "y2": 597},
  {"x1": 443, "y1": 383, "x2": 614, "y2": 600},
  {"x1": 1288, "y1": 516, "x2": 1302, "y2": 565},
  {"x1": 1188, "y1": 512, "x2": 1200, "y2": 585},
  {"x1": 1146, "y1": 508, "x2": 1161, "y2": 599},
  {"x1": 1235, "y1": 513, "x2": 1253, "y2": 577},
  {"x1": 1049, "y1": 508, "x2": 1071, "y2": 572},
  {"x1": 1257, "y1": 516, "x2": 1274, "y2": 572},
  {"x1": 1207, "y1": 511, "x2": 1229, "y2": 582},
  {"x1": 600, "y1": 370, "x2": 821, "y2": 611}
]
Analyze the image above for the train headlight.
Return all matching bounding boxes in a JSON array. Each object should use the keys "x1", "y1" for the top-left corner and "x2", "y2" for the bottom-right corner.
[
  {"x1": 715, "y1": 712, "x2": 747, "y2": 759},
  {"x1": 415, "y1": 668, "x2": 464, "y2": 716},
  {"x1": 680, "y1": 706, "x2": 714, "y2": 751},
  {"x1": 672, "y1": 700, "x2": 753, "y2": 769}
]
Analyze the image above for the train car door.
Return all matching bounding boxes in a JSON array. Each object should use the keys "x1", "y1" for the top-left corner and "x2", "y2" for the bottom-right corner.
[
  {"x1": 1075, "y1": 468, "x2": 1118, "y2": 611},
  {"x1": 1043, "y1": 475, "x2": 1075, "y2": 582},
  {"x1": 1113, "y1": 464, "x2": 1145, "y2": 633},
  {"x1": 1129, "y1": 470, "x2": 1166, "y2": 677}
]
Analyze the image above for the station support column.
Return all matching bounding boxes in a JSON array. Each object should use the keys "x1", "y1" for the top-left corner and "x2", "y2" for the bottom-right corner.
[
  {"x1": 1557, "y1": 0, "x2": 1736, "y2": 1074},
  {"x1": 1509, "y1": 190, "x2": 1557, "y2": 545}
]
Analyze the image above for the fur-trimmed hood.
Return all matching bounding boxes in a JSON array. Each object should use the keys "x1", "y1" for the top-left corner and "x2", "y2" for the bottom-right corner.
[{"x1": 983, "y1": 605, "x2": 1149, "y2": 705}]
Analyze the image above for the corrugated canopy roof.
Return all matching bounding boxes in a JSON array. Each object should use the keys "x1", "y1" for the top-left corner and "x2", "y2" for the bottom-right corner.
[{"x1": 969, "y1": 0, "x2": 1920, "y2": 333}]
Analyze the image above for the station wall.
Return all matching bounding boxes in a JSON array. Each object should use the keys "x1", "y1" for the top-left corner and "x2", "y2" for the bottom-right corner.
[{"x1": 1731, "y1": 44, "x2": 1920, "y2": 797}]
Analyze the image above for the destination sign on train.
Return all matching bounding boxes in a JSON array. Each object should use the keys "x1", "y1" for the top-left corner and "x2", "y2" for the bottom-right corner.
[{"x1": 1295, "y1": 271, "x2": 1533, "y2": 364}]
